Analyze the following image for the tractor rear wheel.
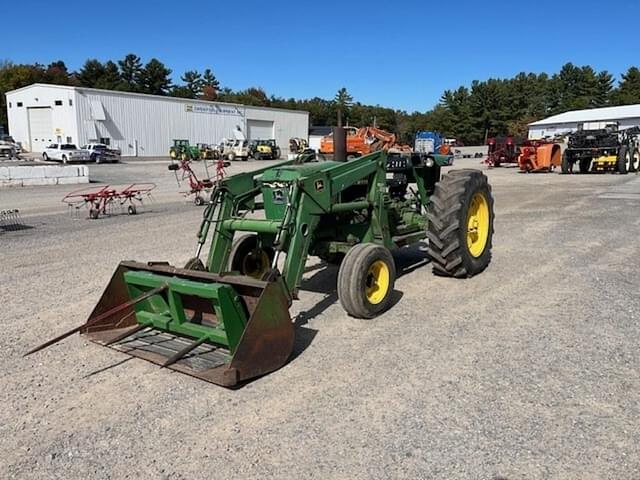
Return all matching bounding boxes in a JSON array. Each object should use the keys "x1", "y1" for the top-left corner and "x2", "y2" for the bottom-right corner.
[
  {"x1": 337, "y1": 243, "x2": 396, "y2": 319},
  {"x1": 618, "y1": 146, "x2": 629, "y2": 174},
  {"x1": 426, "y1": 169, "x2": 494, "y2": 277},
  {"x1": 229, "y1": 234, "x2": 274, "y2": 280}
]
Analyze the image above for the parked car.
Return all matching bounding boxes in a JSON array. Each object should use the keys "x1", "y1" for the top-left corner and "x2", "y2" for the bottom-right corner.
[
  {"x1": 42, "y1": 144, "x2": 90, "y2": 163},
  {"x1": 1, "y1": 135, "x2": 21, "y2": 155},
  {"x1": 82, "y1": 143, "x2": 121, "y2": 163},
  {"x1": 0, "y1": 141, "x2": 16, "y2": 159}
]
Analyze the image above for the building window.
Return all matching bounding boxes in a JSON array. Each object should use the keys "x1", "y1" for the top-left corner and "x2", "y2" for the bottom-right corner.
[
  {"x1": 69, "y1": 99, "x2": 73, "y2": 106},
  {"x1": 66, "y1": 136, "x2": 72, "y2": 143},
  {"x1": 17, "y1": 102, "x2": 23, "y2": 107},
  {"x1": 99, "y1": 137, "x2": 110, "y2": 145},
  {"x1": 54, "y1": 100, "x2": 63, "y2": 106}
]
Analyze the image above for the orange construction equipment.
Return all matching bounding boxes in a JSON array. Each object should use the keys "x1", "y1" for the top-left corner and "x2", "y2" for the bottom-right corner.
[
  {"x1": 518, "y1": 140, "x2": 562, "y2": 172},
  {"x1": 319, "y1": 126, "x2": 412, "y2": 155}
]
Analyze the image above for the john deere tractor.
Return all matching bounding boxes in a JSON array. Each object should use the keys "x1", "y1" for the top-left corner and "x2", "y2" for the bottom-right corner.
[
  {"x1": 250, "y1": 139, "x2": 281, "y2": 160},
  {"x1": 29, "y1": 151, "x2": 494, "y2": 387},
  {"x1": 169, "y1": 139, "x2": 201, "y2": 161}
]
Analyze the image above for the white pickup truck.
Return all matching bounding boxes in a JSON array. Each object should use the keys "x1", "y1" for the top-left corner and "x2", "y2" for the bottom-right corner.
[
  {"x1": 81, "y1": 143, "x2": 121, "y2": 163},
  {"x1": 42, "y1": 143, "x2": 90, "y2": 163}
]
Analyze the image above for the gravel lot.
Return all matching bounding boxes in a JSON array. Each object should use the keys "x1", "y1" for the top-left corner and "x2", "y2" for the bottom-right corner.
[{"x1": 1, "y1": 157, "x2": 639, "y2": 479}]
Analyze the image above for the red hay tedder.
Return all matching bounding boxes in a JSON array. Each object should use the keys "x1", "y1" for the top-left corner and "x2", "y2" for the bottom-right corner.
[
  {"x1": 62, "y1": 183, "x2": 156, "y2": 219},
  {"x1": 168, "y1": 158, "x2": 229, "y2": 205}
]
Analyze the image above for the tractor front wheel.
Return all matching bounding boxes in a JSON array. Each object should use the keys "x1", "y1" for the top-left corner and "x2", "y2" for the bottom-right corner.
[
  {"x1": 337, "y1": 243, "x2": 396, "y2": 319},
  {"x1": 426, "y1": 169, "x2": 494, "y2": 277},
  {"x1": 184, "y1": 257, "x2": 206, "y2": 271},
  {"x1": 229, "y1": 234, "x2": 274, "y2": 280}
]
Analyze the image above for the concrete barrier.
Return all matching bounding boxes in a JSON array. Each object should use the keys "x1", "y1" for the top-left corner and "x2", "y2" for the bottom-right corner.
[{"x1": 0, "y1": 165, "x2": 89, "y2": 187}]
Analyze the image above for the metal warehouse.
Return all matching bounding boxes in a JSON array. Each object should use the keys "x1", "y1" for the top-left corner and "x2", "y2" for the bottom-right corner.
[
  {"x1": 528, "y1": 104, "x2": 640, "y2": 139},
  {"x1": 5, "y1": 84, "x2": 309, "y2": 156}
]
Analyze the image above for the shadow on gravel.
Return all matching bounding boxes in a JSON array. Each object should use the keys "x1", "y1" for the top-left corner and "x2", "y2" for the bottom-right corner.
[{"x1": 83, "y1": 357, "x2": 133, "y2": 378}]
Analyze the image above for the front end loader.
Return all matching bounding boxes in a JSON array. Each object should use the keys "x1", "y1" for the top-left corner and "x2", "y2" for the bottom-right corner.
[{"x1": 28, "y1": 151, "x2": 495, "y2": 387}]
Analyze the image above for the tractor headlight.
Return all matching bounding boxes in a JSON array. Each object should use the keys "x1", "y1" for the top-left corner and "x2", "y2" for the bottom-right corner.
[{"x1": 425, "y1": 157, "x2": 435, "y2": 167}]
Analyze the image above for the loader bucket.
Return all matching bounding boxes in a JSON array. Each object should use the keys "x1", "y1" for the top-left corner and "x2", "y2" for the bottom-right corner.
[{"x1": 81, "y1": 261, "x2": 294, "y2": 387}]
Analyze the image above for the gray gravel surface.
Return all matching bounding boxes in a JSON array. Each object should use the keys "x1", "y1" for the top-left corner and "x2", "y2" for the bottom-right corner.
[{"x1": 1, "y1": 159, "x2": 639, "y2": 479}]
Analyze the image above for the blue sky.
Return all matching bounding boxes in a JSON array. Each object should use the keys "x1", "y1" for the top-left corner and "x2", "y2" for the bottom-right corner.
[{"x1": 4, "y1": 0, "x2": 640, "y2": 112}]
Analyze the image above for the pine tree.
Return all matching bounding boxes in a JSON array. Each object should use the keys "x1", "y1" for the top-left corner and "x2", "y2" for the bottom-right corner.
[
  {"x1": 181, "y1": 70, "x2": 204, "y2": 97},
  {"x1": 118, "y1": 54, "x2": 144, "y2": 92},
  {"x1": 78, "y1": 59, "x2": 106, "y2": 87},
  {"x1": 334, "y1": 87, "x2": 353, "y2": 127},
  {"x1": 140, "y1": 58, "x2": 172, "y2": 95}
]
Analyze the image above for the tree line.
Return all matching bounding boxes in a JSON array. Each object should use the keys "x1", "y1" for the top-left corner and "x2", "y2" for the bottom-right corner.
[{"x1": 2, "y1": 55, "x2": 640, "y2": 145}]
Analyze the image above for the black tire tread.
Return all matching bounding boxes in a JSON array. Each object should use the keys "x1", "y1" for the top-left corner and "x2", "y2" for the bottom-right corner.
[
  {"x1": 337, "y1": 243, "x2": 396, "y2": 319},
  {"x1": 426, "y1": 169, "x2": 494, "y2": 278}
]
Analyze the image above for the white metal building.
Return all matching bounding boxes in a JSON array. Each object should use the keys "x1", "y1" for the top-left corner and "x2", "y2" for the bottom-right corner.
[
  {"x1": 528, "y1": 104, "x2": 640, "y2": 139},
  {"x1": 6, "y1": 84, "x2": 309, "y2": 156}
]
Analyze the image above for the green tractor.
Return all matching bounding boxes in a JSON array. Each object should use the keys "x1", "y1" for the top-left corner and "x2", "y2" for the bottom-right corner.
[
  {"x1": 169, "y1": 139, "x2": 201, "y2": 161},
  {"x1": 29, "y1": 151, "x2": 494, "y2": 387},
  {"x1": 250, "y1": 139, "x2": 281, "y2": 160}
]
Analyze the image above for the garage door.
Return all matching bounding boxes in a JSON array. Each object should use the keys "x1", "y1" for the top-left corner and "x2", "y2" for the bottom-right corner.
[
  {"x1": 28, "y1": 107, "x2": 53, "y2": 152},
  {"x1": 247, "y1": 120, "x2": 274, "y2": 140}
]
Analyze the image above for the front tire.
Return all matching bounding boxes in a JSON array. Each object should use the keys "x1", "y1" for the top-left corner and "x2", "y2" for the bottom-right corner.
[
  {"x1": 337, "y1": 243, "x2": 396, "y2": 319},
  {"x1": 426, "y1": 169, "x2": 494, "y2": 277},
  {"x1": 229, "y1": 234, "x2": 274, "y2": 279},
  {"x1": 62, "y1": 155, "x2": 68, "y2": 164},
  {"x1": 42, "y1": 153, "x2": 49, "y2": 161},
  {"x1": 227, "y1": 152, "x2": 236, "y2": 162}
]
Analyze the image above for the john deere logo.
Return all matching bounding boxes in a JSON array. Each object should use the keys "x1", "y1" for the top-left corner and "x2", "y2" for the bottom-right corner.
[
  {"x1": 315, "y1": 180, "x2": 324, "y2": 192},
  {"x1": 272, "y1": 189, "x2": 286, "y2": 204}
]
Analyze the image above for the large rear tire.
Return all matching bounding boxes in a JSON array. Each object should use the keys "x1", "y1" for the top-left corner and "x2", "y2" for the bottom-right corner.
[
  {"x1": 337, "y1": 243, "x2": 396, "y2": 319},
  {"x1": 229, "y1": 234, "x2": 274, "y2": 279},
  {"x1": 618, "y1": 145, "x2": 629, "y2": 174},
  {"x1": 426, "y1": 169, "x2": 494, "y2": 277}
]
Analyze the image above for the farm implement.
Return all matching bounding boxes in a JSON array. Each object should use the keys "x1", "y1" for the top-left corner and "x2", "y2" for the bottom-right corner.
[
  {"x1": 29, "y1": 151, "x2": 495, "y2": 387},
  {"x1": 518, "y1": 140, "x2": 562, "y2": 172},
  {"x1": 62, "y1": 184, "x2": 156, "y2": 219},
  {"x1": 485, "y1": 136, "x2": 519, "y2": 167},
  {"x1": 168, "y1": 158, "x2": 229, "y2": 205},
  {"x1": 562, "y1": 127, "x2": 640, "y2": 174}
]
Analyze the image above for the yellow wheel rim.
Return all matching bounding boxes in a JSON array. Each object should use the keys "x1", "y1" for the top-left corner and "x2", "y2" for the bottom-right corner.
[
  {"x1": 466, "y1": 192, "x2": 490, "y2": 258},
  {"x1": 242, "y1": 249, "x2": 270, "y2": 279},
  {"x1": 365, "y1": 260, "x2": 390, "y2": 305}
]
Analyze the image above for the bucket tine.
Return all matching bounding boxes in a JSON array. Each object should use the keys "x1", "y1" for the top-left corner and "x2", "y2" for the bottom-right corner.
[
  {"x1": 104, "y1": 322, "x2": 148, "y2": 346},
  {"x1": 161, "y1": 336, "x2": 208, "y2": 368},
  {"x1": 25, "y1": 284, "x2": 168, "y2": 356}
]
